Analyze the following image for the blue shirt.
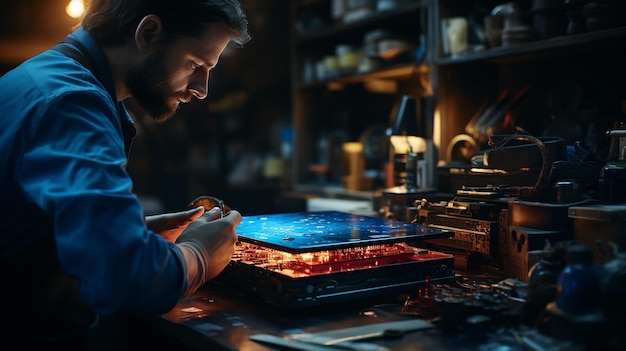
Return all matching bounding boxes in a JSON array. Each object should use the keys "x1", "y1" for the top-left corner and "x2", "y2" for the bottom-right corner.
[{"x1": 0, "y1": 27, "x2": 188, "y2": 321}]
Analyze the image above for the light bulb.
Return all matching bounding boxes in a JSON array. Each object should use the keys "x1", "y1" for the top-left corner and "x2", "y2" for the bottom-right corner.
[
  {"x1": 389, "y1": 135, "x2": 426, "y2": 154},
  {"x1": 66, "y1": 0, "x2": 85, "y2": 19}
]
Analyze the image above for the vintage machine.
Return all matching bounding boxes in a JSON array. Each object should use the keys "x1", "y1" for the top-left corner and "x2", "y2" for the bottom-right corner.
[
  {"x1": 216, "y1": 211, "x2": 456, "y2": 308},
  {"x1": 414, "y1": 191, "x2": 590, "y2": 280},
  {"x1": 416, "y1": 132, "x2": 602, "y2": 277},
  {"x1": 419, "y1": 198, "x2": 501, "y2": 255},
  {"x1": 414, "y1": 194, "x2": 509, "y2": 271}
]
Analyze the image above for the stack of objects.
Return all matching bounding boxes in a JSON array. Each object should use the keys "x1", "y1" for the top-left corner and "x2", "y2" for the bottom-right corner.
[{"x1": 495, "y1": 2, "x2": 533, "y2": 46}]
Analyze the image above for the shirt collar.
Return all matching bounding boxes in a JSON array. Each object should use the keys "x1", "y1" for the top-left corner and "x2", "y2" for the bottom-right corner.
[
  {"x1": 67, "y1": 27, "x2": 136, "y2": 155},
  {"x1": 68, "y1": 27, "x2": 118, "y2": 105}
]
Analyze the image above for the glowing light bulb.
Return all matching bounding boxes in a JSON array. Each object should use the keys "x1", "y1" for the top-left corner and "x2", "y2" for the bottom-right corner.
[
  {"x1": 66, "y1": 0, "x2": 84, "y2": 19},
  {"x1": 389, "y1": 135, "x2": 426, "y2": 154}
]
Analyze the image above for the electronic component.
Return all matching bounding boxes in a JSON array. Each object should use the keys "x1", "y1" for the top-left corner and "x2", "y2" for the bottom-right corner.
[{"x1": 216, "y1": 211, "x2": 456, "y2": 308}]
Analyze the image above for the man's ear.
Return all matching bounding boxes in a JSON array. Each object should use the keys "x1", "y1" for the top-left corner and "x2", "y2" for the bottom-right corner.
[{"x1": 135, "y1": 14, "x2": 163, "y2": 53}]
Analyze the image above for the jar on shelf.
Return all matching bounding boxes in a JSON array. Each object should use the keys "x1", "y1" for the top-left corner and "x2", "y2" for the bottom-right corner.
[{"x1": 335, "y1": 44, "x2": 361, "y2": 75}]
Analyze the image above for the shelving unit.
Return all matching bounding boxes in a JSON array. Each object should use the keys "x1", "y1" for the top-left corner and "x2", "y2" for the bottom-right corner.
[
  {"x1": 289, "y1": 0, "x2": 431, "y2": 195},
  {"x1": 436, "y1": 26, "x2": 626, "y2": 65},
  {"x1": 434, "y1": 0, "x2": 626, "y2": 175},
  {"x1": 288, "y1": 0, "x2": 626, "y2": 196}
]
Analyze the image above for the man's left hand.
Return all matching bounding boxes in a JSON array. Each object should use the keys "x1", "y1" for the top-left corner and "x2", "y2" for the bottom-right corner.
[{"x1": 146, "y1": 207, "x2": 207, "y2": 242}]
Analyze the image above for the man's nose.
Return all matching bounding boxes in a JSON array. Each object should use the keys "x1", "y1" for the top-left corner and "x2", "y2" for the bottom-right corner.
[{"x1": 189, "y1": 70, "x2": 209, "y2": 99}]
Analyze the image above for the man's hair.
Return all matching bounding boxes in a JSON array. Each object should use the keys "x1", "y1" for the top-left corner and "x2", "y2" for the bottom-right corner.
[{"x1": 82, "y1": 0, "x2": 251, "y2": 47}]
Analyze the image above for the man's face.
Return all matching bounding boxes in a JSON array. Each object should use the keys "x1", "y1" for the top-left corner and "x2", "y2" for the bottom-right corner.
[{"x1": 127, "y1": 23, "x2": 231, "y2": 123}]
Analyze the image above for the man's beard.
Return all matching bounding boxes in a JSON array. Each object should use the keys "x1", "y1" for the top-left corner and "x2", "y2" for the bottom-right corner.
[{"x1": 126, "y1": 50, "x2": 189, "y2": 124}]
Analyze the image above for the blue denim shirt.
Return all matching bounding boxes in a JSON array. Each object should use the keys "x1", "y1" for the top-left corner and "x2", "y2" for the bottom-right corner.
[{"x1": 0, "y1": 27, "x2": 187, "y2": 331}]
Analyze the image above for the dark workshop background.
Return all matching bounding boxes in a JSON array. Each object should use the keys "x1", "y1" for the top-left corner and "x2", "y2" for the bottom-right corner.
[{"x1": 0, "y1": 0, "x2": 292, "y2": 215}]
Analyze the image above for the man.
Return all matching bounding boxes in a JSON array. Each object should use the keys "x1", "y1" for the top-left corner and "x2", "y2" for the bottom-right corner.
[{"x1": 0, "y1": 0, "x2": 251, "y2": 348}]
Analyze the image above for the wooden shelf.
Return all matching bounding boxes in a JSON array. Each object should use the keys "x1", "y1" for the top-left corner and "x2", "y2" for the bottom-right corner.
[
  {"x1": 297, "y1": 62, "x2": 428, "y2": 89},
  {"x1": 437, "y1": 26, "x2": 626, "y2": 65}
]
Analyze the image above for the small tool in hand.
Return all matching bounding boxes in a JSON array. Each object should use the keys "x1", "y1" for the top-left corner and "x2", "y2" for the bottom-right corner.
[{"x1": 187, "y1": 195, "x2": 230, "y2": 218}]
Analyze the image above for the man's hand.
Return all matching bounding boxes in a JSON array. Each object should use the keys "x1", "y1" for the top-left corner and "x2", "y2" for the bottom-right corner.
[
  {"x1": 146, "y1": 206, "x2": 215, "y2": 243},
  {"x1": 176, "y1": 209, "x2": 242, "y2": 296}
]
